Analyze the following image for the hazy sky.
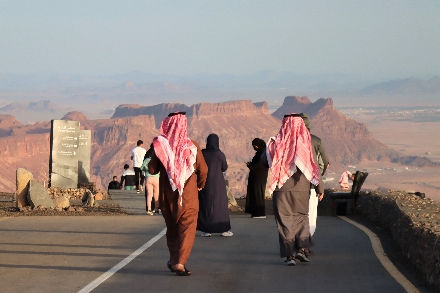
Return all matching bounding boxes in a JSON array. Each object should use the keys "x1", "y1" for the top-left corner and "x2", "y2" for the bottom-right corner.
[{"x1": 0, "y1": 0, "x2": 439, "y2": 78}]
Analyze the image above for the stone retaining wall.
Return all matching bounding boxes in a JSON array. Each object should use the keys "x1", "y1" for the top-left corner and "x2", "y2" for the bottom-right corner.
[
  {"x1": 357, "y1": 191, "x2": 440, "y2": 289},
  {"x1": 47, "y1": 187, "x2": 109, "y2": 201}
]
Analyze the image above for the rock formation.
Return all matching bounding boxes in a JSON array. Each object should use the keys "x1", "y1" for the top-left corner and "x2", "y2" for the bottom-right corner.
[
  {"x1": 62, "y1": 111, "x2": 88, "y2": 121},
  {"x1": 273, "y1": 96, "x2": 435, "y2": 167},
  {"x1": 0, "y1": 99, "x2": 435, "y2": 197},
  {"x1": 113, "y1": 100, "x2": 281, "y2": 195},
  {"x1": 27, "y1": 179, "x2": 55, "y2": 209},
  {"x1": 16, "y1": 168, "x2": 33, "y2": 207}
]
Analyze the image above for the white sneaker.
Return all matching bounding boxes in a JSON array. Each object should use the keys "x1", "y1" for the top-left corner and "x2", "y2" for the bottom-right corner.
[
  {"x1": 284, "y1": 256, "x2": 296, "y2": 266},
  {"x1": 253, "y1": 216, "x2": 266, "y2": 219},
  {"x1": 221, "y1": 231, "x2": 233, "y2": 237},
  {"x1": 146, "y1": 210, "x2": 154, "y2": 216},
  {"x1": 140, "y1": 186, "x2": 143, "y2": 192},
  {"x1": 295, "y1": 251, "x2": 310, "y2": 262},
  {"x1": 200, "y1": 232, "x2": 212, "y2": 237}
]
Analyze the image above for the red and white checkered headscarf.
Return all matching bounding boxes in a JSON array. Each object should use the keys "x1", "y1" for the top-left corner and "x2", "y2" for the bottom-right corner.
[
  {"x1": 153, "y1": 113, "x2": 197, "y2": 203},
  {"x1": 266, "y1": 114, "x2": 320, "y2": 195}
]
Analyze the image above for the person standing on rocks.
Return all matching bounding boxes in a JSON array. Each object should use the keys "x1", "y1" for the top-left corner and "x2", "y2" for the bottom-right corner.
[
  {"x1": 131, "y1": 140, "x2": 147, "y2": 193},
  {"x1": 148, "y1": 112, "x2": 208, "y2": 276},
  {"x1": 245, "y1": 138, "x2": 269, "y2": 218},
  {"x1": 300, "y1": 113, "x2": 329, "y2": 250},
  {"x1": 120, "y1": 164, "x2": 136, "y2": 190},
  {"x1": 197, "y1": 133, "x2": 233, "y2": 237},
  {"x1": 265, "y1": 113, "x2": 323, "y2": 266}
]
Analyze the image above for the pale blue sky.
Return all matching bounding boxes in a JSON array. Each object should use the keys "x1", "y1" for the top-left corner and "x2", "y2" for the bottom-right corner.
[{"x1": 0, "y1": 0, "x2": 438, "y2": 78}]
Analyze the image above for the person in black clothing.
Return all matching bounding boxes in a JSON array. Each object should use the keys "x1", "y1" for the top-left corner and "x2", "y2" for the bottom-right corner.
[
  {"x1": 108, "y1": 176, "x2": 121, "y2": 191},
  {"x1": 245, "y1": 138, "x2": 269, "y2": 218},
  {"x1": 197, "y1": 133, "x2": 232, "y2": 236}
]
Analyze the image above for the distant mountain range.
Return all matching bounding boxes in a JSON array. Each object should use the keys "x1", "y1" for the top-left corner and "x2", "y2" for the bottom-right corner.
[
  {"x1": 1, "y1": 71, "x2": 437, "y2": 92},
  {"x1": 0, "y1": 100, "x2": 104, "y2": 124},
  {"x1": 0, "y1": 100, "x2": 74, "y2": 113},
  {"x1": 0, "y1": 72, "x2": 438, "y2": 121},
  {"x1": 0, "y1": 71, "x2": 369, "y2": 91},
  {"x1": 360, "y1": 76, "x2": 440, "y2": 95}
]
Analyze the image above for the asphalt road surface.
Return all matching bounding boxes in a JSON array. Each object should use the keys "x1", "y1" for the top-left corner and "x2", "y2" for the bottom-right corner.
[{"x1": 0, "y1": 213, "x2": 427, "y2": 293}]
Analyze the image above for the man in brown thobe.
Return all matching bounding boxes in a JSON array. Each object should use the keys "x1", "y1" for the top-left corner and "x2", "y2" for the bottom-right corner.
[{"x1": 148, "y1": 112, "x2": 208, "y2": 276}]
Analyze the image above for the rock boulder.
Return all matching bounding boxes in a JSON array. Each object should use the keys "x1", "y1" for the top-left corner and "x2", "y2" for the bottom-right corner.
[
  {"x1": 16, "y1": 168, "x2": 33, "y2": 207},
  {"x1": 53, "y1": 196, "x2": 70, "y2": 209},
  {"x1": 27, "y1": 180, "x2": 55, "y2": 209}
]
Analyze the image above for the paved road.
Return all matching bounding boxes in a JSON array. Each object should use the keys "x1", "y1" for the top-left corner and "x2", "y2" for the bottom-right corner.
[
  {"x1": 0, "y1": 213, "x2": 422, "y2": 293},
  {"x1": 108, "y1": 189, "x2": 147, "y2": 215}
]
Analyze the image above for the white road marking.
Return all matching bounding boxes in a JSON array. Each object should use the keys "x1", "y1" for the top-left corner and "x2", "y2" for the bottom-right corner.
[
  {"x1": 77, "y1": 227, "x2": 167, "y2": 293},
  {"x1": 340, "y1": 216, "x2": 420, "y2": 293}
]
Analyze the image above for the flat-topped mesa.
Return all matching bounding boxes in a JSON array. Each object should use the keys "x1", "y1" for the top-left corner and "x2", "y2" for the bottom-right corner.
[
  {"x1": 191, "y1": 100, "x2": 269, "y2": 118},
  {"x1": 112, "y1": 100, "x2": 271, "y2": 128},
  {"x1": 112, "y1": 103, "x2": 191, "y2": 128},
  {"x1": 112, "y1": 103, "x2": 191, "y2": 118},
  {"x1": 112, "y1": 104, "x2": 150, "y2": 117}
]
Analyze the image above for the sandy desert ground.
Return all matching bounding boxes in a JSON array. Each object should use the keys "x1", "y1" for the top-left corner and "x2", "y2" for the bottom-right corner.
[{"x1": 339, "y1": 109, "x2": 440, "y2": 202}]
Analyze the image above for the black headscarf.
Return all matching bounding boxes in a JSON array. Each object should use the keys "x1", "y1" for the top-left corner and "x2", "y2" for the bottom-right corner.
[
  {"x1": 204, "y1": 133, "x2": 220, "y2": 152},
  {"x1": 251, "y1": 138, "x2": 266, "y2": 164},
  {"x1": 145, "y1": 143, "x2": 154, "y2": 159}
]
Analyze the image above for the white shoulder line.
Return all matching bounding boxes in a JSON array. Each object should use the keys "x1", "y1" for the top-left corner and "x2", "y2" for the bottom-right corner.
[
  {"x1": 77, "y1": 227, "x2": 167, "y2": 293},
  {"x1": 339, "y1": 216, "x2": 420, "y2": 293}
]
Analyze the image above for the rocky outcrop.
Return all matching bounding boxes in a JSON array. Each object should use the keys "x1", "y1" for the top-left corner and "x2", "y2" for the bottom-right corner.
[
  {"x1": 62, "y1": 111, "x2": 88, "y2": 121},
  {"x1": 53, "y1": 196, "x2": 70, "y2": 209},
  {"x1": 112, "y1": 103, "x2": 190, "y2": 128},
  {"x1": 0, "y1": 114, "x2": 23, "y2": 137},
  {"x1": 0, "y1": 112, "x2": 158, "y2": 192},
  {"x1": 16, "y1": 168, "x2": 33, "y2": 207},
  {"x1": 272, "y1": 96, "x2": 435, "y2": 167},
  {"x1": 186, "y1": 101, "x2": 281, "y2": 196},
  {"x1": 112, "y1": 100, "x2": 270, "y2": 129},
  {"x1": 0, "y1": 98, "x2": 436, "y2": 197},
  {"x1": 0, "y1": 134, "x2": 50, "y2": 192},
  {"x1": 27, "y1": 179, "x2": 55, "y2": 209},
  {"x1": 191, "y1": 100, "x2": 270, "y2": 117},
  {"x1": 0, "y1": 114, "x2": 23, "y2": 128}
]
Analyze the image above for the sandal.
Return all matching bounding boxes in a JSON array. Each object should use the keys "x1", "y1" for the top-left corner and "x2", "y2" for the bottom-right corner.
[
  {"x1": 167, "y1": 261, "x2": 175, "y2": 272},
  {"x1": 175, "y1": 267, "x2": 191, "y2": 276}
]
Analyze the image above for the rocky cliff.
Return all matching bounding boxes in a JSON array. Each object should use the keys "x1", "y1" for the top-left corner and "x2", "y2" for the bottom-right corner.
[
  {"x1": 0, "y1": 98, "x2": 433, "y2": 195},
  {"x1": 273, "y1": 96, "x2": 434, "y2": 166},
  {"x1": 112, "y1": 100, "x2": 279, "y2": 195},
  {"x1": 0, "y1": 114, "x2": 23, "y2": 137}
]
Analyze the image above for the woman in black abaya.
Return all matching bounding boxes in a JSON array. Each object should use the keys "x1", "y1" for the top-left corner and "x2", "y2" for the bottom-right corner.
[
  {"x1": 245, "y1": 138, "x2": 269, "y2": 218},
  {"x1": 197, "y1": 134, "x2": 232, "y2": 237}
]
